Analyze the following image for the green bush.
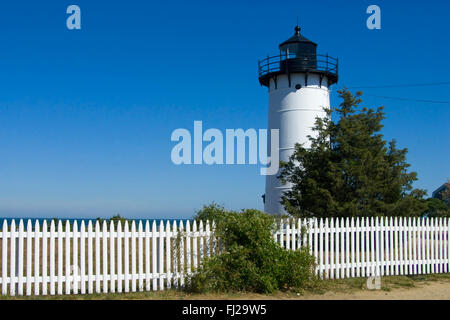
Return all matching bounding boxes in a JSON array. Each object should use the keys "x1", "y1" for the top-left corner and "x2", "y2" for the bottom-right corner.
[{"x1": 186, "y1": 207, "x2": 317, "y2": 294}]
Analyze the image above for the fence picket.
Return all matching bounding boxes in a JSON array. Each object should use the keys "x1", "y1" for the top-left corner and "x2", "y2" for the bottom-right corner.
[
  {"x1": 94, "y1": 221, "x2": 101, "y2": 293},
  {"x1": 308, "y1": 219, "x2": 313, "y2": 258},
  {"x1": 324, "y1": 218, "x2": 329, "y2": 279},
  {"x1": 151, "y1": 221, "x2": 157, "y2": 291},
  {"x1": 64, "y1": 221, "x2": 71, "y2": 295},
  {"x1": 110, "y1": 221, "x2": 115, "y2": 293},
  {"x1": 144, "y1": 221, "x2": 150, "y2": 291},
  {"x1": 199, "y1": 220, "x2": 204, "y2": 268},
  {"x1": 438, "y1": 218, "x2": 443, "y2": 273},
  {"x1": 73, "y1": 221, "x2": 79, "y2": 294},
  {"x1": 412, "y1": 217, "x2": 417, "y2": 275},
  {"x1": 341, "y1": 218, "x2": 346, "y2": 278},
  {"x1": 345, "y1": 218, "x2": 350, "y2": 278},
  {"x1": 34, "y1": 221, "x2": 40, "y2": 295},
  {"x1": 179, "y1": 221, "x2": 185, "y2": 287},
  {"x1": 186, "y1": 221, "x2": 191, "y2": 276},
  {"x1": 375, "y1": 217, "x2": 381, "y2": 277},
  {"x1": 138, "y1": 221, "x2": 144, "y2": 292},
  {"x1": 57, "y1": 221, "x2": 63, "y2": 295},
  {"x1": 172, "y1": 221, "x2": 178, "y2": 289},
  {"x1": 124, "y1": 221, "x2": 130, "y2": 293},
  {"x1": 350, "y1": 218, "x2": 355, "y2": 278},
  {"x1": 330, "y1": 218, "x2": 335, "y2": 279},
  {"x1": 10, "y1": 220, "x2": 17, "y2": 296},
  {"x1": 1, "y1": 221, "x2": 8, "y2": 295},
  {"x1": 442, "y1": 218, "x2": 450, "y2": 273},
  {"x1": 291, "y1": 219, "x2": 296, "y2": 251},
  {"x1": 102, "y1": 221, "x2": 108, "y2": 293},
  {"x1": 335, "y1": 218, "x2": 341, "y2": 279},
  {"x1": 42, "y1": 221, "x2": 48, "y2": 295},
  {"x1": 360, "y1": 218, "x2": 365, "y2": 278},
  {"x1": 49, "y1": 221, "x2": 56, "y2": 295},
  {"x1": 80, "y1": 221, "x2": 86, "y2": 294},
  {"x1": 407, "y1": 217, "x2": 412, "y2": 275},
  {"x1": 426, "y1": 218, "x2": 431, "y2": 274},
  {"x1": 379, "y1": 217, "x2": 384, "y2": 277},
  {"x1": 447, "y1": 218, "x2": 450, "y2": 273},
  {"x1": 318, "y1": 219, "x2": 323, "y2": 278},
  {"x1": 131, "y1": 221, "x2": 137, "y2": 292},
  {"x1": 25, "y1": 220, "x2": 32, "y2": 296},
  {"x1": 117, "y1": 222, "x2": 123, "y2": 293},
  {"x1": 430, "y1": 218, "x2": 435, "y2": 274},
  {"x1": 159, "y1": 220, "x2": 164, "y2": 291},
  {"x1": 192, "y1": 221, "x2": 198, "y2": 272},
  {"x1": 87, "y1": 221, "x2": 93, "y2": 294},
  {"x1": 398, "y1": 217, "x2": 403, "y2": 276},
  {"x1": 166, "y1": 221, "x2": 172, "y2": 289}
]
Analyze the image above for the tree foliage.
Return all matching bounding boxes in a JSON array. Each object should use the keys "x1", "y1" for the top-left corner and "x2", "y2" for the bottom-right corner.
[{"x1": 280, "y1": 89, "x2": 426, "y2": 218}]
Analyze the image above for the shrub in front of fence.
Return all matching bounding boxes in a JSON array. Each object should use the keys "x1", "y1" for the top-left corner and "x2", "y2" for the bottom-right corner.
[{"x1": 185, "y1": 209, "x2": 317, "y2": 294}]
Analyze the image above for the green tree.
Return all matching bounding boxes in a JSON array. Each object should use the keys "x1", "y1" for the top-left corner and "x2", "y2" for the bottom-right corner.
[
  {"x1": 421, "y1": 198, "x2": 449, "y2": 218},
  {"x1": 280, "y1": 89, "x2": 426, "y2": 218}
]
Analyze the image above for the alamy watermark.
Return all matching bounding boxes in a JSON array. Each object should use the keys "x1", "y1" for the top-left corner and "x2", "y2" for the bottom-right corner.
[
  {"x1": 170, "y1": 121, "x2": 279, "y2": 176},
  {"x1": 367, "y1": 276, "x2": 381, "y2": 290},
  {"x1": 366, "y1": 5, "x2": 381, "y2": 30},
  {"x1": 66, "y1": 5, "x2": 81, "y2": 30}
]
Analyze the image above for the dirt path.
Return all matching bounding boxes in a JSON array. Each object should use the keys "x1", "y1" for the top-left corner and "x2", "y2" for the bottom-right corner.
[{"x1": 301, "y1": 281, "x2": 450, "y2": 300}]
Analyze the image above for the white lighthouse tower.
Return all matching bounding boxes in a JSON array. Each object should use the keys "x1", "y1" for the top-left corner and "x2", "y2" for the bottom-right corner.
[{"x1": 259, "y1": 26, "x2": 338, "y2": 214}]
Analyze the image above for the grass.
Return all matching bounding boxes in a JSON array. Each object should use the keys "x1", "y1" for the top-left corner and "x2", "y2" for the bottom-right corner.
[{"x1": 1, "y1": 273, "x2": 449, "y2": 300}]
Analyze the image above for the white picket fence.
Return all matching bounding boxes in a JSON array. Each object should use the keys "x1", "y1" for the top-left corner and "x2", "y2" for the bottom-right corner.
[
  {"x1": 0, "y1": 217, "x2": 449, "y2": 296},
  {"x1": 275, "y1": 217, "x2": 449, "y2": 279}
]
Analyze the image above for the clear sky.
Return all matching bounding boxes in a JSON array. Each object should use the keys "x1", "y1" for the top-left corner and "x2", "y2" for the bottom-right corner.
[{"x1": 0, "y1": 0, "x2": 449, "y2": 219}]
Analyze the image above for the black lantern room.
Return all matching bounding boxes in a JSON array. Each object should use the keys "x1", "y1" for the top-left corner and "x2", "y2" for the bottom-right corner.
[{"x1": 258, "y1": 26, "x2": 338, "y2": 87}]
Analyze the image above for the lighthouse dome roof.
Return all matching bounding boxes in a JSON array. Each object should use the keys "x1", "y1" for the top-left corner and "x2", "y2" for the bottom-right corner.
[{"x1": 279, "y1": 26, "x2": 317, "y2": 49}]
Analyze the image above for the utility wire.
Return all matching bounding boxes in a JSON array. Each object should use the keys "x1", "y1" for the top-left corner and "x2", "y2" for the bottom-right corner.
[
  {"x1": 334, "y1": 81, "x2": 450, "y2": 104},
  {"x1": 340, "y1": 82, "x2": 450, "y2": 89},
  {"x1": 362, "y1": 94, "x2": 450, "y2": 105}
]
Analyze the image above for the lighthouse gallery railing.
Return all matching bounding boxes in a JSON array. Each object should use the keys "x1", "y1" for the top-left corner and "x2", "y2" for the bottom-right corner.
[{"x1": 258, "y1": 53, "x2": 338, "y2": 77}]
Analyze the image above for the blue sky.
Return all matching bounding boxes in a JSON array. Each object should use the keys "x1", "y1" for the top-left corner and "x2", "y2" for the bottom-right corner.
[{"x1": 0, "y1": 0, "x2": 449, "y2": 219}]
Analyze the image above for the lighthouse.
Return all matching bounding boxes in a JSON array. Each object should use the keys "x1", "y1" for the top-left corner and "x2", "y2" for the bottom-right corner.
[{"x1": 258, "y1": 26, "x2": 338, "y2": 214}]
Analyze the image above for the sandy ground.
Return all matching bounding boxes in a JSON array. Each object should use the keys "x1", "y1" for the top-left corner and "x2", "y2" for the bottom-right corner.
[
  {"x1": 2, "y1": 276, "x2": 449, "y2": 300},
  {"x1": 301, "y1": 281, "x2": 450, "y2": 300}
]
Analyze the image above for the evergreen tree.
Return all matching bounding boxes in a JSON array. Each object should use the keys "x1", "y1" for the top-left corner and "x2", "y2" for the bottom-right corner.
[{"x1": 279, "y1": 89, "x2": 426, "y2": 218}]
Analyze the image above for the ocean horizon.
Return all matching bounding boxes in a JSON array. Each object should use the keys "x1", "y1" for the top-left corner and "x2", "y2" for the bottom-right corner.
[{"x1": 0, "y1": 217, "x2": 195, "y2": 227}]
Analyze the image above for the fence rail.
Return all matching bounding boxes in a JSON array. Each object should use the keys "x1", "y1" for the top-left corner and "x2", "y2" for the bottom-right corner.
[{"x1": 0, "y1": 217, "x2": 449, "y2": 296}]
